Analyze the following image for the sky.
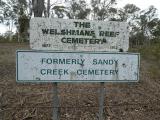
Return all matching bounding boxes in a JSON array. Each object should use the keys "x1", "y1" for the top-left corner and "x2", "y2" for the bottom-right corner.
[
  {"x1": 0, "y1": 0, "x2": 160, "y2": 34},
  {"x1": 0, "y1": 24, "x2": 8, "y2": 34}
]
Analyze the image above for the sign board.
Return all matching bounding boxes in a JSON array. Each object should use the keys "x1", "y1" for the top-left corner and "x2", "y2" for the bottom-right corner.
[
  {"x1": 16, "y1": 51, "x2": 139, "y2": 82},
  {"x1": 30, "y1": 18, "x2": 129, "y2": 51}
]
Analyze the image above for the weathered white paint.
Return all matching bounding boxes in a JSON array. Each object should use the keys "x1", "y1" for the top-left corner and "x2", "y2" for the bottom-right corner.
[
  {"x1": 30, "y1": 18, "x2": 129, "y2": 51},
  {"x1": 16, "y1": 51, "x2": 139, "y2": 82}
]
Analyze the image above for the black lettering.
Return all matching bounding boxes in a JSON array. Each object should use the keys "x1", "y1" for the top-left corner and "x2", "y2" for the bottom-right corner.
[
  {"x1": 73, "y1": 22, "x2": 90, "y2": 28},
  {"x1": 66, "y1": 29, "x2": 72, "y2": 35},
  {"x1": 102, "y1": 39, "x2": 107, "y2": 43},
  {"x1": 84, "y1": 30, "x2": 90, "y2": 36},
  {"x1": 91, "y1": 31, "x2": 95, "y2": 36},
  {"x1": 61, "y1": 37, "x2": 67, "y2": 43},
  {"x1": 99, "y1": 31, "x2": 104, "y2": 36},
  {"x1": 71, "y1": 38, "x2": 79, "y2": 43},
  {"x1": 110, "y1": 32, "x2": 115, "y2": 37},
  {"x1": 86, "y1": 22, "x2": 90, "y2": 28},
  {"x1": 80, "y1": 30, "x2": 85, "y2": 36},
  {"x1": 90, "y1": 39, "x2": 95, "y2": 44},
  {"x1": 50, "y1": 29, "x2": 55, "y2": 34},
  {"x1": 105, "y1": 31, "x2": 110, "y2": 37},
  {"x1": 61, "y1": 29, "x2": 66, "y2": 35},
  {"x1": 42, "y1": 29, "x2": 49, "y2": 34},
  {"x1": 74, "y1": 22, "x2": 79, "y2": 27},
  {"x1": 67, "y1": 38, "x2": 72, "y2": 43}
]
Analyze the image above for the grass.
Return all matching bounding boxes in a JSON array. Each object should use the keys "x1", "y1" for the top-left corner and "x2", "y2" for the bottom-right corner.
[
  {"x1": 1, "y1": 43, "x2": 160, "y2": 119},
  {"x1": 131, "y1": 42, "x2": 160, "y2": 78}
]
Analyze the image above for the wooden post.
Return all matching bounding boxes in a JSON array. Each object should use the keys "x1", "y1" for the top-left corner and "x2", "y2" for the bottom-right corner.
[
  {"x1": 52, "y1": 83, "x2": 60, "y2": 120},
  {"x1": 0, "y1": 92, "x2": 3, "y2": 120},
  {"x1": 47, "y1": 0, "x2": 50, "y2": 17},
  {"x1": 98, "y1": 82, "x2": 105, "y2": 120}
]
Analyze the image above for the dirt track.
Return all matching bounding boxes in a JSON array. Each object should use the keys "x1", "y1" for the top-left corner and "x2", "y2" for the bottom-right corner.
[{"x1": 0, "y1": 43, "x2": 160, "y2": 120}]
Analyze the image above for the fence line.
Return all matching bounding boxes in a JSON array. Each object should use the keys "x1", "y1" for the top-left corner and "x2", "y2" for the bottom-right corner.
[{"x1": 1, "y1": 101, "x2": 160, "y2": 109}]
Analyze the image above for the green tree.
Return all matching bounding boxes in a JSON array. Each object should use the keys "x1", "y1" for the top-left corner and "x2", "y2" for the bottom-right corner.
[
  {"x1": 118, "y1": 4, "x2": 141, "y2": 47},
  {"x1": 136, "y1": 5, "x2": 157, "y2": 45},
  {"x1": 149, "y1": 19, "x2": 160, "y2": 42},
  {"x1": 67, "y1": 0, "x2": 90, "y2": 19},
  {"x1": 118, "y1": 4, "x2": 140, "y2": 22},
  {"x1": 90, "y1": 0, "x2": 117, "y2": 20},
  {"x1": 51, "y1": 0, "x2": 90, "y2": 19},
  {"x1": 0, "y1": 0, "x2": 29, "y2": 41}
]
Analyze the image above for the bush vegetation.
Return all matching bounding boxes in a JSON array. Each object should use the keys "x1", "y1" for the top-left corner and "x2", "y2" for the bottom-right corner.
[{"x1": 131, "y1": 39, "x2": 160, "y2": 78}]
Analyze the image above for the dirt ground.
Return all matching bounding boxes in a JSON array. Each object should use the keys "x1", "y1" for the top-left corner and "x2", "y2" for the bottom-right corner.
[{"x1": 0, "y1": 43, "x2": 160, "y2": 120}]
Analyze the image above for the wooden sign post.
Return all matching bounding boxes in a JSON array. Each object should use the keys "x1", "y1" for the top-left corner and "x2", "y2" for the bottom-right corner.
[{"x1": 53, "y1": 83, "x2": 60, "y2": 120}]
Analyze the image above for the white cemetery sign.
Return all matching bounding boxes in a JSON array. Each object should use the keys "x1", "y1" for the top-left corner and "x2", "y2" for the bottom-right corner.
[
  {"x1": 30, "y1": 18, "x2": 129, "y2": 51},
  {"x1": 16, "y1": 51, "x2": 139, "y2": 82}
]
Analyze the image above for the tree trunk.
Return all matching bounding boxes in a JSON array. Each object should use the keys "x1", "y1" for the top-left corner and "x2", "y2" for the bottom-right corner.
[
  {"x1": 47, "y1": 0, "x2": 50, "y2": 17},
  {"x1": 32, "y1": 0, "x2": 45, "y2": 17}
]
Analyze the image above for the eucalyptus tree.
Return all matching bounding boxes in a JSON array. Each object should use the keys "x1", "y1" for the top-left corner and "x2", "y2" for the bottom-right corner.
[
  {"x1": 124, "y1": 5, "x2": 159, "y2": 47},
  {"x1": 151, "y1": 19, "x2": 160, "y2": 40},
  {"x1": 118, "y1": 4, "x2": 141, "y2": 47},
  {"x1": 0, "y1": 0, "x2": 30, "y2": 42},
  {"x1": 137, "y1": 5, "x2": 158, "y2": 45},
  {"x1": 51, "y1": 0, "x2": 90, "y2": 19},
  {"x1": 117, "y1": 4, "x2": 140, "y2": 34},
  {"x1": 0, "y1": 0, "x2": 28, "y2": 31},
  {"x1": 139, "y1": 6, "x2": 157, "y2": 35},
  {"x1": 66, "y1": 0, "x2": 90, "y2": 19},
  {"x1": 117, "y1": 4, "x2": 140, "y2": 22},
  {"x1": 90, "y1": 0, "x2": 117, "y2": 20}
]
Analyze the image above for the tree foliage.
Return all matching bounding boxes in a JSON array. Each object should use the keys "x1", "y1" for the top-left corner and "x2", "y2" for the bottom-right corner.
[
  {"x1": 51, "y1": 0, "x2": 90, "y2": 19},
  {"x1": 91, "y1": 0, "x2": 117, "y2": 20},
  {"x1": 0, "y1": 0, "x2": 160, "y2": 45}
]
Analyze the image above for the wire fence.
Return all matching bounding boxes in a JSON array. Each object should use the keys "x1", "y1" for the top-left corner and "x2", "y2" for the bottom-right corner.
[{"x1": 1, "y1": 84, "x2": 160, "y2": 120}]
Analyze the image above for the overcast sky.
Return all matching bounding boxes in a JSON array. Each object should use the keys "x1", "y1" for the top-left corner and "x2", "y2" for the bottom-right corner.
[{"x1": 0, "y1": 0, "x2": 160, "y2": 34}]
